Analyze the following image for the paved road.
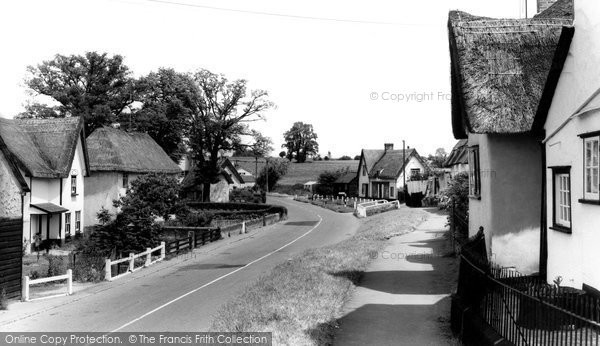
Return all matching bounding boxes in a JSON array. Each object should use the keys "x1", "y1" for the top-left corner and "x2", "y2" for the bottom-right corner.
[{"x1": 0, "y1": 196, "x2": 358, "y2": 332}]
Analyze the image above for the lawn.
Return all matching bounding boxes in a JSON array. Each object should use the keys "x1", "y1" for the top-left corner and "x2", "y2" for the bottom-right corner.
[
  {"x1": 278, "y1": 160, "x2": 359, "y2": 185},
  {"x1": 210, "y1": 206, "x2": 429, "y2": 345}
]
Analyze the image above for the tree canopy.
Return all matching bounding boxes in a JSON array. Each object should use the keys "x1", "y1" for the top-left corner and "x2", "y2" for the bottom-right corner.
[{"x1": 282, "y1": 122, "x2": 319, "y2": 163}]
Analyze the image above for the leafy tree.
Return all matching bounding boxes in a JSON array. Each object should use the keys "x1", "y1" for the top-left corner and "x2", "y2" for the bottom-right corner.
[
  {"x1": 125, "y1": 68, "x2": 197, "y2": 162},
  {"x1": 96, "y1": 207, "x2": 112, "y2": 225},
  {"x1": 113, "y1": 173, "x2": 182, "y2": 220},
  {"x1": 353, "y1": 155, "x2": 361, "y2": 160},
  {"x1": 187, "y1": 69, "x2": 274, "y2": 201},
  {"x1": 324, "y1": 156, "x2": 330, "y2": 161},
  {"x1": 316, "y1": 168, "x2": 349, "y2": 195},
  {"x1": 339, "y1": 155, "x2": 352, "y2": 160},
  {"x1": 20, "y1": 52, "x2": 135, "y2": 136},
  {"x1": 232, "y1": 130, "x2": 273, "y2": 157},
  {"x1": 278, "y1": 151, "x2": 286, "y2": 158},
  {"x1": 256, "y1": 159, "x2": 289, "y2": 191},
  {"x1": 427, "y1": 147, "x2": 448, "y2": 169},
  {"x1": 282, "y1": 122, "x2": 319, "y2": 163}
]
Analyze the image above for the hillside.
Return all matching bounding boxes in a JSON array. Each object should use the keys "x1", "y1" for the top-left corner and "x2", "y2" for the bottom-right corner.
[{"x1": 279, "y1": 160, "x2": 359, "y2": 185}]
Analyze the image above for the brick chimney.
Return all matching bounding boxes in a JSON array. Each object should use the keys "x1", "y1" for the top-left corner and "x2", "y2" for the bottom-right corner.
[
  {"x1": 384, "y1": 143, "x2": 394, "y2": 151},
  {"x1": 537, "y1": 0, "x2": 558, "y2": 13}
]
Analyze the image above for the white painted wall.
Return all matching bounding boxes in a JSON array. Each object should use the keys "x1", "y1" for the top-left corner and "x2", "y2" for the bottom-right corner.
[
  {"x1": 84, "y1": 171, "x2": 142, "y2": 226},
  {"x1": 358, "y1": 157, "x2": 370, "y2": 197},
  {"x1": 544, "y1": 0, "x2": 600, "y2": 291},
  {"x1": 0, "y1": 151, "x2": 22, "y2": 218}
]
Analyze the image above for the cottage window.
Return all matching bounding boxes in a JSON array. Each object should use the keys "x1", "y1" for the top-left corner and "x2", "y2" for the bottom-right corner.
[
  {"x1": 65, "y1": 213, "x2": 71, "y2": 238},
  {"x1": 468, "y1": 146, "x2": 481, "y2": 197},
  {"x1": 123, "y1": 173, "x2": 129, "y2": 188},
  {"x1": 75, "y1": 211, "x2": 81, "y2": 234},
  {"x1": 584, "y1": 137, "x2": 599, "y2": 200},
  {"x1": 552, "y1": 167, "x2": 571, "y2": 232},
  {"x1": 71, "y1": 176, "x2": 77, "y2": 195},
  {"x1": 362, "y1": 164, "x2": 367, "y2": 176},
  {"x1": 390, "y1": 186, "x2": 395, "y2": 198},
  {"x1": 362, "y1": 183, "x2": 368, "y2": 196},
  {"x1": 410, "y1": 168, "x2": 420, "y2": 178}
]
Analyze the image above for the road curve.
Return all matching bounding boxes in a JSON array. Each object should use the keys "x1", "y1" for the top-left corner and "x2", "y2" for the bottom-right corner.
[{"x1": 0, "y1": 196, "x2": 359, "y2": 332}]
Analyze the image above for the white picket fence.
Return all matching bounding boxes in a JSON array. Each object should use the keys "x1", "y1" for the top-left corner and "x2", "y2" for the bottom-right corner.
[
  {"x1": 355, "y1": 199, "x2": 400, "y2": 218},
  {"x1": 104, "y1": 242, "x2": 166, "y2": 281},
  {"x1": 22, "y1": 269, "x2": 73, "y2": 302}
]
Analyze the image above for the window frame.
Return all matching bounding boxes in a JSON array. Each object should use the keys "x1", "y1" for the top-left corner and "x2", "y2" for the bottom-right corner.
[
  {"x1": 362, "y1": 163, "x2": 367, "y2": 176},
  {"x1": 580, "y1": 134, "x2": 600, "y2": 203},
  {"x1": 361, "y1": 183, "x2": 368, "y2": 196},
  {"x1": 390, "y1": 186, "x2": 395, "y2": 198},
  {"x1": 71, "y1": 175, "x2": 77, "y2": 196},
  {"x1": 123, "y1": 173, "x2": 129, "y2": 189},
  {"x1": 75, "y1": 211, "x2": 81, "y2": 234},
  {"x1": 550, "y1": 166, "x2": 572, "y2": 233},
  {"x1": 467, "y1": 146, "x2": 481, "y2": 198},
  {"x1": 65, "y1": 212, "x2": 71, "y2": 238}
]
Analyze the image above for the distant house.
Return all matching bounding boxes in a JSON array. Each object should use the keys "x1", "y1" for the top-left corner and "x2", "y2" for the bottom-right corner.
[
  {"x1": 303, "y1": 181, "x2": 318, "y2": 193},
  {"x1": 230, "y1": 156, "x2": 267, "y2": 177},
  {"x1": 357, "y1": 143, "x2": 428, "y2": 199},
  {"x1": 84, "y1": 127, "x2": 181, "y2": 226},
  {"x1": 0, "y1": 117, "x2": 89, "y2": 251},
  {"x1": 448, "y1": 9, "x2": 571, "y2": 273},
  {"x1": 236, "y1": 168, "x2": 256, "y2": 188},
  {"x1": 444, "y1": 139, "x2": 469, "y2": 177},
  {"x1": 534, "y1": 0, "x2": 600, "y2": 291},
  {"x1": 181, "y1": 157, "x2": 245, "y2": 202},
  {"x1": 333, "y1": 172, "x2": 358, "y2": 196}
]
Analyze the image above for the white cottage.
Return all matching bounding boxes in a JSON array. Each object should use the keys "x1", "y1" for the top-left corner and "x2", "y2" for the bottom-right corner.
[
  {"x1": 536, "y1": 0, "x2": 600, "y2": 293},
  {"x1": 447, "y1": 6, "x2": 572, "y2": 273},
  {"x1": 84, "y1": 127, "x2": 182, "y2": 226},
  {"x1": 0, "y1": 117, "x2": 89, "y2": 251},
  {"x1": 357, "y1": 144, "x2": 428, "y2": 199}
]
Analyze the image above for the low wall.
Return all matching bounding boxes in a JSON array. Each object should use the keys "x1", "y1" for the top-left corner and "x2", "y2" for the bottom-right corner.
[{"x1": 219, "y1": 213, "x2": 281, "y2": 236}]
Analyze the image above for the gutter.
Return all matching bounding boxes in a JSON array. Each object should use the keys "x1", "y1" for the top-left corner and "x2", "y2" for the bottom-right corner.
[{"x1": 542, "y1": 87, "x2": 600, "y2": 144}]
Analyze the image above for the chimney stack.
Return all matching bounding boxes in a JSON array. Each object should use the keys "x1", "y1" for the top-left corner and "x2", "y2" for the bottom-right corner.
[
  {"x1": 384, "y1": 143, "x2": 394, "y2": 151},
  {"x1": 537, "y1": 0, "x2": 558, "y2": 14}
]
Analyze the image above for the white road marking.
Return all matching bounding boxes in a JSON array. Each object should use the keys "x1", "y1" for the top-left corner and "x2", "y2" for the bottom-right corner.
[{"x1": 110, "y1": 212, "x2": 323, "y2": 333}]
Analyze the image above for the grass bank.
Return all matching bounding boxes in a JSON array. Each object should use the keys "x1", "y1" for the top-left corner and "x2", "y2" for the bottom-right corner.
[{"x1": 210, "y1": 206, "x2": 428, "y2": 345}]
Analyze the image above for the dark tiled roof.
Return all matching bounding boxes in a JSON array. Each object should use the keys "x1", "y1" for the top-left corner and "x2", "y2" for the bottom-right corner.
[
  {"x1": 334, "y1": 172, "x2": 358, "y2": 184},
  {"x1": 0, "y1": 117, "x2": 87, "y2": 178},
  {"x1": 535, "y1": 0, "x2": 574, "y2": 19},
  {"x1": 31, "y1": 203, "x2": 69, "y2": 214},
  {"x1": 87, "y1": 127, "x2": 181, "y2": 174},
  {"x1": 448, "y1": 11, "x2": 572, "y2": 138}
]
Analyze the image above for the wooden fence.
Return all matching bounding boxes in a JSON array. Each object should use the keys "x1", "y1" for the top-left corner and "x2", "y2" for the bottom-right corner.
[
  {"x1": 22, "y1": 269, "x2": 73, "y2": 302},
  {"x1": 105, "y1": 242, "x2": 165, "y2": 281},
  {"x1": 0, "y1": 217, "x2": 23, "y2": 299}
]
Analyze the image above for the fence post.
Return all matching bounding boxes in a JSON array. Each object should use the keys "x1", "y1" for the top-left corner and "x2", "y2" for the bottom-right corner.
[
  {"x1": 160, "y1": 241, "x2": 166, "y2": 260},
  {"x1": 263, "y1": 215, "x2": 266, "y2": 226},
  {"x1": 67, "y1": 269, "x2": 73, "y2": 295},
  {"x1": 22, "y1": 276, "x2": 29, "y2": 302},
  {"x1": 188, "y1": 231, "x2": 195, "y2": 249},
  {"x1": 145, "y1": 247, "x2": 151, "y2": 266},
  {"x1": 241, "y1": 221, "x2": 246, "y2": 234},
  {"x1": 105, "y1": 258, "x2": 112, "y2": 281},
  {"x1": 128, "y1": 252, "x2": 134, "y2": 272}
]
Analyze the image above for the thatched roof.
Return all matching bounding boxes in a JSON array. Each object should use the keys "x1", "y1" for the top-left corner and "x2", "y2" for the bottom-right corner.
[
  {"x1": 448, "y1": 11, "x2": 572, "y2": 138},
  {"x1": 180, "y1": 157, "x2": 243, "y2": 189},
  {"x1": 444, "y1": 139, "x2": 468, "y2": 167},
  {"x1": 334, "y1": 172, "x2": 358, "y2": 184},
  {"x1": 535, "y1": 0, "x2": 573, "y2": 19},
  {"x1": 360, "y1": 148, "x2": 427, "y2": 180},
  {"x1": 0, "y1": 117, "x2": 89, "y2": 178},
  {"x1": 87, "y1": 127, "x2": 181, "y2": 174}
]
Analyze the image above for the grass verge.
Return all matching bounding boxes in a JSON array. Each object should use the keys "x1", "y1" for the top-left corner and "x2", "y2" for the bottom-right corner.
[{"x1": 210, "y1": 206, "x2": 428, "y2": 345}]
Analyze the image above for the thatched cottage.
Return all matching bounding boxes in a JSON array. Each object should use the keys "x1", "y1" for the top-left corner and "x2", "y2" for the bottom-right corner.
[
  {"x1": 84, "y1": 127, "x2": 181, "y2": 226},
  {"x1": 181, "y1": 157, "x2": 245, "y2": 202},
  {"x1": 535, "y1": 0, "x2": 600, "y2": 292},
  {"x1": 444, "y1": 139, "x2": 469, "y2": 177},
  {"x1": 357, "y1": 144, "x2": 428, "y2": 199},
  {"x1": 447, "y1": 6, "x2": 572, "y2": 273},
  {"x1": 0, "y1": 117, "x2": 89, "y2": 251}
]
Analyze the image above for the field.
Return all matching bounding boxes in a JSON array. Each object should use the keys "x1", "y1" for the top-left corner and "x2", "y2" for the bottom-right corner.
[{"x1": 278, "y1": 160, "x2": 359, "y2": 185}]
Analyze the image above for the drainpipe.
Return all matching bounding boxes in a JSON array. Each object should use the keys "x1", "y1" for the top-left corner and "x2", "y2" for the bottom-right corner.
[{"x1": 539, "y1": 140, "x2": 548, "y2": 281}]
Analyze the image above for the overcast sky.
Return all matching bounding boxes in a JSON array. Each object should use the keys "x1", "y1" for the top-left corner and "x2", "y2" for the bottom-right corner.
[{"x1": 0, "y1": 0, "x2": 530, "y2": 157}]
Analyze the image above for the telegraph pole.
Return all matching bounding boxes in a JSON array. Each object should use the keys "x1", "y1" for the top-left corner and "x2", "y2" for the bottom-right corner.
[
  {"x1": 403, "y1": 140, "x2": 406, "y2": 203},
  {"x1": 265, "y1": 158, "x2": 269, "y2": 194}
]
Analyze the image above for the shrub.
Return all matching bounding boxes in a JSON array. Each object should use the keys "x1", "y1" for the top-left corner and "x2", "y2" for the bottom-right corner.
[
  {"x1": 72, "y1": 255, "x2": 105, "y2": 282},
  {"x1": 96, "y1": 207, "x2": 112, "y2": 225},
  {"x1": 181, "y1": 211, "x2": 214, "y2": 227},
  {"x1": 0, "y1": 287, "x2": 7, "y2": 310},
  {"x1": 46, "y1": 255, "x2": 68, "y2": 277},
  {"x1": 114, "y1": 173, "x2": 182, "y2": 220},
  {"x1": 29, "y1": 270, "x2": 40, "y2": 280},
  {"x1": 256, "y1": 159, "x2": 289, "y2": 191},
  {"x1": 339, "y1": 155, "x2": 352, "y2": 160}
]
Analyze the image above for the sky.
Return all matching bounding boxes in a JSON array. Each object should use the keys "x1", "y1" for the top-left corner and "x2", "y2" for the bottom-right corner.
[{"x1": 0, "y1": 0, "x2": 532, "y2": 158}]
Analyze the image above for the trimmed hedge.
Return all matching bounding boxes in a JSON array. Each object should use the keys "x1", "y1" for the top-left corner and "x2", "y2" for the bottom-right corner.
[{"x1": 186, "y1": 202, "x2": 288, "y2": 218}]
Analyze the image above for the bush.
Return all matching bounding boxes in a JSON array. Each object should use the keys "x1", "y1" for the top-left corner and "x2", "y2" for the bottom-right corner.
[
  {"x1": 29, "y1": 270, "x2": 40, "y2": 280},
  {"x1": 256, "y1": 159, "x2": 289, "y2": 191},
  {"x1": 46, "y1": 255, "x2": 68, "y2": 277},
  {"x1": 230, "y1": 187, "x2": 265, "y2": 203},
  {"x1": 339, "y1": 155, "x2": 352, "y2": 160},
  {"x1": 180, "y1": 211, "x2": 214, "y2": 227},
  {"x1": 72, "y1": 238, "x2": 110, "y2": 282}
]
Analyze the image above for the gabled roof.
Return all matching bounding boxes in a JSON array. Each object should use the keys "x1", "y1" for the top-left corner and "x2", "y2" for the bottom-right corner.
[
  {"x1": 218, "y1": 157, "x2": 245, "y2": 184},
  {"x1": 334, "y1": 172, "x2": 358, "y2": 184},
  {"x1": 180, "y1": 157, "x2": 243, "y2": 188},
  {"x1": 0, "y1": 136, "x2": 29, "y2": 192},
  {"x1": 87, "y1": 127, "x2": 181, "y2": 174},
  {"x1": 360, "y1": 148, "x2": 426, "y2": 180},
  {"x1": 535, "y1": 0, "x2": 573, "y2": 19},
  {"x1": 444, "y1": 139, "x2": 468, "y2": 167},
  {"x1": 448, "y1": 11, "x2": 572, "y2": 139},
  {"x1": 0, "y1": 117, "x2": 89, "y2": 178}
]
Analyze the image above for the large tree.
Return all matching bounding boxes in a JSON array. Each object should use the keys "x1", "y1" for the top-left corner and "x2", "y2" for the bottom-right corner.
[
  {"x1": 20, "y1": 52, "x2": 135, "y2": 135},
  {"x1": 282, "y1": 122, "x2": 319, "y2": 163},
  {"x1": 428, "y1": 147, "x2": 448, "y2": 168},
  {"x1": 124, "y1": 68, "x2": 197, "y2": 162},
  {"x1": 187, "y1": 69, "x2": 274, "y2": 201}
]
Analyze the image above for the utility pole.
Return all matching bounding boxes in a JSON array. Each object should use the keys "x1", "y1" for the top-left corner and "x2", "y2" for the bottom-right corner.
[
  {"x1": 403, "y1": 140, "x2": 406, "y2": 203},
  {"x1": 265, "y1": 158, "x2": 269, "y2": 194}
]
